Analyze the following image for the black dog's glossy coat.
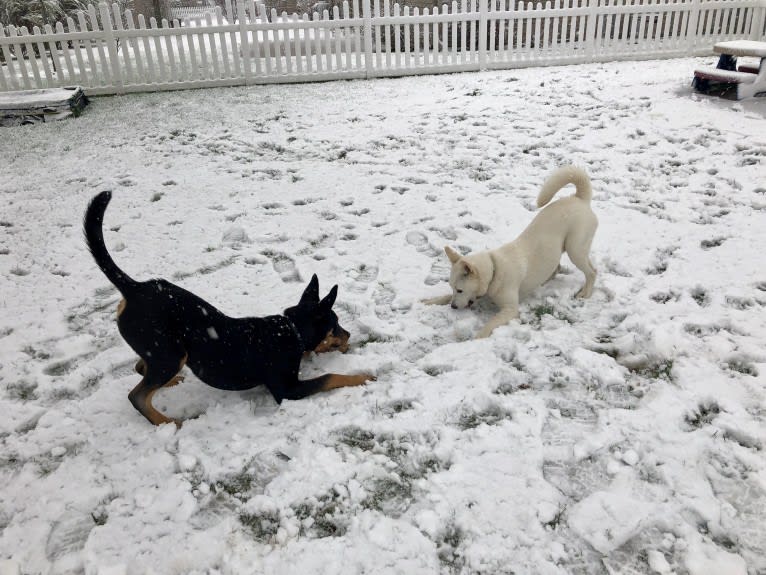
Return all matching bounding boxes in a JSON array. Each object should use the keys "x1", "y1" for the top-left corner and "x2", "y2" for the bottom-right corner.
[{"x1": 84, "y1": 191, "x2": 371, "y2": 426}]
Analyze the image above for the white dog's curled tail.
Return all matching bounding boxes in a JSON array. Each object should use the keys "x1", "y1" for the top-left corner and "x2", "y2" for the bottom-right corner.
[{"x1": 536, "y1": 165, "x2": 592, "y2": 208}]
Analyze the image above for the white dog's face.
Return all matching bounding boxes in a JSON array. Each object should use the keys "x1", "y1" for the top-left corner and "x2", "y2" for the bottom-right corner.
[{"x1": 445, "y1": 246, "x2": 480, "y2": 309}]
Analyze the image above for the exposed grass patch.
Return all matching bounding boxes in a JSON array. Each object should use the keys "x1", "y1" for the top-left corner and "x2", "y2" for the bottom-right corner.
[
  {"x1": 357, "y1": 333, "x2": 396, "y2": 348},
  {"x1": 294, "y1": 491, "x2": 348, "y2": 538},
  {"x1": 7, "y1": 380, "x2": 38, "y2": 401},
  {"x1": 335, "y1": 425, "x2": 376, "y2": 451},
  {"x1": 378, "y1": 398, "x2": 415, "y2": 417},
  {"x1": 725, "y1": 296, "x2": 755, "y2": 310},
  {"x1": 700, "y1": 237, "x2": 726, "y2": 249},
  {"x1": 623, "y1": 358, "x2": 674, "y2": 381},
  {"x1": 690, "y1": 286, "x2": 710, "y2": 307},
  {"x1": 437, "y1": 521, "x2": 467, "y2": 574},
  {"x1": 684, "y1": 401, "x2": 721, "y2": 429},
  {"x1": 650, "y1": 290, "x2": 680, "y2": 304},
  {"x1": 456, "y1": 404, "x2": 512, "y2": 430},
  {"x1": 239, "y1": 509, "x2": 281, "y2": 543},
  {"x1": 362, "y1": 476, "x2": 413, "y2": 517},
  {"x1": 725, "y1": 358, "x2": 759, "y2": 377}
]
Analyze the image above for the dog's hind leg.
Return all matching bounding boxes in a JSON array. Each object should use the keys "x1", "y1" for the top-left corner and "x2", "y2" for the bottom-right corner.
[
  {"x1": 128, "y1": 354, "x2": 187, "y2": 426},
  {"x1": 567, "y1": 247, "x2": 596, "y2": 299},
  {"x1": 135, "y1": 357, "x2": 184, "y2": 387},
  {"x1": 565, "y1": 231, "x2": 597, "y2": 299}
]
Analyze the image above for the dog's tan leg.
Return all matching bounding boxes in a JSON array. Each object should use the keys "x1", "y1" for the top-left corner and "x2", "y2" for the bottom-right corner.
[
  {"x1": 128, "y1": 355, "x2": 187, "y2": 427},
  {"x1": 319, "y1": 373, "x2": 375, "y2": 391},
  {"x1": 422, "y1": 294, "x2": 452, "y2": 305}
]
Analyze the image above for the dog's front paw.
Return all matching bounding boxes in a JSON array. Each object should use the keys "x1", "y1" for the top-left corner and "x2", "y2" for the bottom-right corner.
[
  {"x1": 354, "y1": 373, "x2": 376, "y2": 386},
  {"x1": 475, "y1": 328, "x2": 494, "y2": 339},
  {"x1": 422, "y1": 295, "x2": 452, "y2": 306}
]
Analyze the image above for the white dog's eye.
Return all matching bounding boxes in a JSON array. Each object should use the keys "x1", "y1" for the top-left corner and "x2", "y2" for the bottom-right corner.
[{"x1": 457, "y1": 289, "x2": 463, "y2": 294}]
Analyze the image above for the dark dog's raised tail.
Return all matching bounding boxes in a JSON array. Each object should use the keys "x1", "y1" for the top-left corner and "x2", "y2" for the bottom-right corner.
[{"x1": 84, "y1": 191, "x2": 138, "y2": 294}]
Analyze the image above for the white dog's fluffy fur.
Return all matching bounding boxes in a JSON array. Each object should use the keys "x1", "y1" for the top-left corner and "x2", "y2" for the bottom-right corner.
[{"x1": 425, "y1": 165, "x2": 598, "y2": 338}]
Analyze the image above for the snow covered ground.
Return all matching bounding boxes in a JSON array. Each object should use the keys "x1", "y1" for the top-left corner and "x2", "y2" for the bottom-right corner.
[{"x1": 1, "y1": 58, "x2": 765, "y2": 575}]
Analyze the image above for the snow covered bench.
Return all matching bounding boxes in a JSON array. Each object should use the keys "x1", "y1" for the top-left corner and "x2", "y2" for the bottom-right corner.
[{"x1": 693, "y1": 40, "x2": 766, "y2": 100}]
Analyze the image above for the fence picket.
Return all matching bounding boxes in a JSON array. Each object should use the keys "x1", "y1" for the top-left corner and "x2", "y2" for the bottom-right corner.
[
  {"x1": 203, "y1": 13, "x2": 223, "y2": 79},
  {"x1": 261, "y1": 3, "x2": 273, "y2": 75},
  {"x1": 86, "y1": 5, "x2": 110, "y2": 86},
  {"x1": 53, "y1": 22, "x2": 76, "y2": 84},
  {"x1": 225, "y1": 0, "x2": 241, "y2": 77},
  {"x1": 373, "y1": 0, "x2": 382, "y2": 69},
  {"x1": 160, "y1": 19, "x2": 178, "y2": 82},
  {"x1": 135, "y1": 15, "x2": 154, "y2": 84},
  {"x1": 441, "y1": 3, "x2": 449, "y2": 66},
  {"x1": 351, "y1": 0, "x2": 361, "y2": 68},
  {"x1": 310, "y1": 10, "x2": 320, "y2": 72},
  {"x1": 0, "y1": 27, "x2": 20, "y2": 90},
  {"x1": 0, "y1": 39, "x2": 7, "y2": 91},
  {"x1": 149, "y1": 18, "x2": 168, "y2": 82},
  {"x1": 172, "y1": 20, "x2": 189, "y2": 81},
  {"x1": 196, "y1": 14, "x2": 212, "y2": 79},
  {"x1": 404, "y1": 5, "x2": 413, "y2": 68},
  {"x1": 212, "y1": 9, "x2": 230, "y2": 78},
  {"x1": 302, "y1": 13, "x2": 313, "y2": 73},
  {"x1": 290, "y1": 12, "x2": 301, "y2": 74},
  {"x1": 324, "y1": 8, "x2": 333, "y2": 71},
  {"x1": 110, "y1": 2, "x2": 133, "y2": 86},
  {"x1": 21, "y1": 28, "x2": 46, "y2": 87},
  {"x1": 43, "y1": 24, "x2": 65, "y2": 86},
  {"x1": 35, "y1": 26, "x2": 57, "y2": 86},
  {"x1": 334, "y1": 6, "x2": 343, "y2": 71},
  {"x1": 125, "y1": 11, "x2": 146, "y2": 85},
  {"x1": 345, "y1": 1, "x2": 355, "y2": 72}
]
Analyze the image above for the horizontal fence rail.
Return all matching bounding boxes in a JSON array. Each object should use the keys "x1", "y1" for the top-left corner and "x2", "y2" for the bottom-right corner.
[{"x1": 0, "y1": 0, "x2": 765, "y2": 94}]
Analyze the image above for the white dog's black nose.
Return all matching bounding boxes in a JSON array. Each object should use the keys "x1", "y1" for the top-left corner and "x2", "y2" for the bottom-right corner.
[{"x1": 451, "y1": 303, "x2": 458, "y2": 309}]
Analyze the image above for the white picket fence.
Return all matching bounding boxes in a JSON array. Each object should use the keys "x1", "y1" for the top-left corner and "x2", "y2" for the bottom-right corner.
[{"x1": 0, "y1": 0, "x2": 765, "y2": 95}]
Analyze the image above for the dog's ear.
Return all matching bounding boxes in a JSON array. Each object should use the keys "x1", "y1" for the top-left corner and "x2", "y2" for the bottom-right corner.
[
  {"x1": 300, "y1": 274, "x2": 320, "y2": 305},
  {"x1": 461, "y1": 261, "x2": 477, "y2": 277},
  {"x1": 319, "y1": 285, "x2": 338, "y2": 309},
  {"x1": 445, "y1": 246, "x2": 461, "y2": 264}
]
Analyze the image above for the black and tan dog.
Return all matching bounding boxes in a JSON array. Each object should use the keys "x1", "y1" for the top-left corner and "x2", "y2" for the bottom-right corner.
[{"x1": 84, "y1": 191, "x2": 373, "y2": 427}]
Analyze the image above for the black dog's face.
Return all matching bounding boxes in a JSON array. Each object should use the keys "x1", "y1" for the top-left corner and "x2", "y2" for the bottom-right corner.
[{"x1": 284, "y1": 274, "x2": 350, "y2": 354}]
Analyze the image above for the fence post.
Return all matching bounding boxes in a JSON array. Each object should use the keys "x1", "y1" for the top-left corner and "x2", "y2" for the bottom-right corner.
[
  {"x1": 687, "y1": 0, "x2": 701, "y2": 55},
  {"x1": 584, "y1": 0, "x2": 597, "y2": 60},
  {"x1": 238, "y1": 0, "x2": 253, "y2": 84},
  {"x1": 363, "y1": 0, "x2": 373, "y2": 78},
  {"x1": 99, "y1": 2, "x2": 124, "y2": 93},
  {"x1": 478, "y1": 0, "x2": 488, "y2": 69},
  {"x1": 751, "y1": 0, "x2": 766, "y2": 40}
]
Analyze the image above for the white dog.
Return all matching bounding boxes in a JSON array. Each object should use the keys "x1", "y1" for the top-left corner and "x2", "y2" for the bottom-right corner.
[{"x1": 424, "y1": 165, "x2": 598, "y2": 338}]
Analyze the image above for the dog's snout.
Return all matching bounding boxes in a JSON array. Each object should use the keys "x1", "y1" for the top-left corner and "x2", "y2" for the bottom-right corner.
[{"x1": 335, "y1": 325, "x2": 350, "y2": 340}]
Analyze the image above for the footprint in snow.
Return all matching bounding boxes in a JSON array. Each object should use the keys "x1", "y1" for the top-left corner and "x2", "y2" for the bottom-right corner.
[
  {"x1": 541, "y1": 455, "x2": 611, "y2": 503},
  {"x1": 347, "y1": 264, "x2": 378, "y2": 293},
  {"x1": 424, "y1": 258, "x2": 450, "y2": 286},
  {"x1": 372, "y1": 283, "x2": 396, "y2": 318},
  {"x1": 406, "y1": 231, "x2": 439, "y2": 256},
  {"x1": 264, "y1": 251, "x2": 301, "y2": 283},
  {"x1": 45, "y1": 511, "x2": 95, "y2": 563}
]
